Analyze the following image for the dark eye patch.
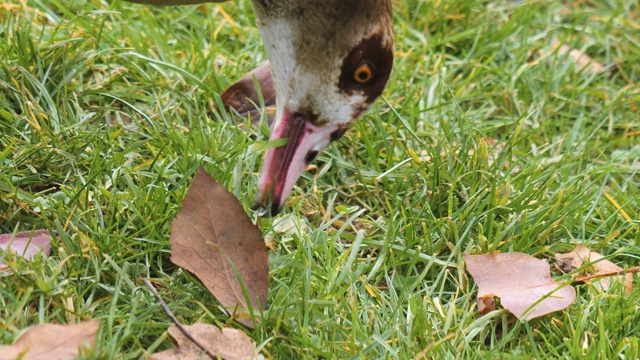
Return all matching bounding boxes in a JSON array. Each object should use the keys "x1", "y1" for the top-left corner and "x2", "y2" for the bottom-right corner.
[{"x1": 338, "y1": 34, "x2": 394, "y2": 104}]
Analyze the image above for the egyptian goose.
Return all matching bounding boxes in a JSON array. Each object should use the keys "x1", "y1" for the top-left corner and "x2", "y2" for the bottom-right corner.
[{"x1": 128, "y1": 0, "x2": 394, "y2": 215}]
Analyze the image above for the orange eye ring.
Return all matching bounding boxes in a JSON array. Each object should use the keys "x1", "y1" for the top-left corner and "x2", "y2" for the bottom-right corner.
[{"x1": 353, "y1": 63, "x2": 373, "y2": 84}]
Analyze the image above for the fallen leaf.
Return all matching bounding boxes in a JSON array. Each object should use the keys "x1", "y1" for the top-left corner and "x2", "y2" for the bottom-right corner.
[
  {"x1": 0, "y1": 320, "x2": 99, "y2": 360},
  {"x1": 552, "y1": 40, "x2": 606, "y2": 74},
  {"x1": 0, "y1": 229, "x2": 52, "y2": 270},
  {"x1": 464, "y1": 252, "x2": 576, "y2": 320},
  {"x1": 477, "y1": 294, "x2": 497, "y2": 316},
  {"x1": 151, "y1": 323, "x2": 255, "y2": 360},
  {"x1": 555, "y1": 245, "x2": 633, "y2": 295},
  {"x1": 170, "y1": 168, "x2": 268, "y2": 327}
]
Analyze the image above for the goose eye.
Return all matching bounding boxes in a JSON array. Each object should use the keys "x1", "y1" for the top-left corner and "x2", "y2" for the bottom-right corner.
[{"x1": 353, "y1": 63, "x2": 373, "y2": 84}]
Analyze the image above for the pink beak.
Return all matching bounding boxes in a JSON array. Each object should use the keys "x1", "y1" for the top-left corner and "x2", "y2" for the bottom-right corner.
[{"x1": 254, "y1": 110, "x2": 340, "y2": 216}]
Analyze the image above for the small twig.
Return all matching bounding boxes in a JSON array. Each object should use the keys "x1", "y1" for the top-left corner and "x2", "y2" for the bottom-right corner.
[
  {"x1": 575, "y1": 266, "x2": 640, "y2": 282},
  {"x1": 143, "y1": 278, "x2": 216, "y2": 360}
]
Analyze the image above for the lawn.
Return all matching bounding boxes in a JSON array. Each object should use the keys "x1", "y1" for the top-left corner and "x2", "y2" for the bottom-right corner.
[{"x1": 1, "y1": 0, "x2": 639, "y2": 358}]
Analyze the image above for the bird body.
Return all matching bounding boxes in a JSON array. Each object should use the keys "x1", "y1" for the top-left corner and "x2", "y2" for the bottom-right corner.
[{"x1": 127, "y1": 0, "x2": 394, "y2": 215}]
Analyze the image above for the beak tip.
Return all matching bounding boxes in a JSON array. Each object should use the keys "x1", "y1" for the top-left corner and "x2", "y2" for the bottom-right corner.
[
  {"x1": 252, "y1": 200, "x2": 282, "y2": 217},
  {"x1": 270, "y1": 202, "x2": 283, "y2": 217}
]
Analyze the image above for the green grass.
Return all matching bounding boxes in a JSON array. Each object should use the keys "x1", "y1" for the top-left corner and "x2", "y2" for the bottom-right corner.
[{"x1": 1, "y1": 0, "x2": 639, "y2": 358}]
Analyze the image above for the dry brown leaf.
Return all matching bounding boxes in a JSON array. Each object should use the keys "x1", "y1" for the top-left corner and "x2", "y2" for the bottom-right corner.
[
  {"x1": 170, "y1": 168, "x2": 268, "y2": 327},
  {"x1": 464, "y1": 252, "x2": 576, "y2": 321},
  {"x1": 0, "y1": 320, "x2": 99, "y2": 360},
  {"x1": 0, "y1": 229, "x2": 52, "y2": 270},
  {"x1": 555, "y1": 245, "x2": 633, "y2": 295},
  {"x1": 151, "y1": 323, "x2": 255, "y2": 360},
  {"x1": 552, "y1": 40, "x2": 606, "y2": 74},
  {"x1": 477, "y1": 294, "x2": 497, "y2": 316}
]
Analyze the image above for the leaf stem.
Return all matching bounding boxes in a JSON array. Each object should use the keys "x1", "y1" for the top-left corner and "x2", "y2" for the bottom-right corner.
[{"x1": 142, "y1": 278, "x2": 217, "y2": 360}]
